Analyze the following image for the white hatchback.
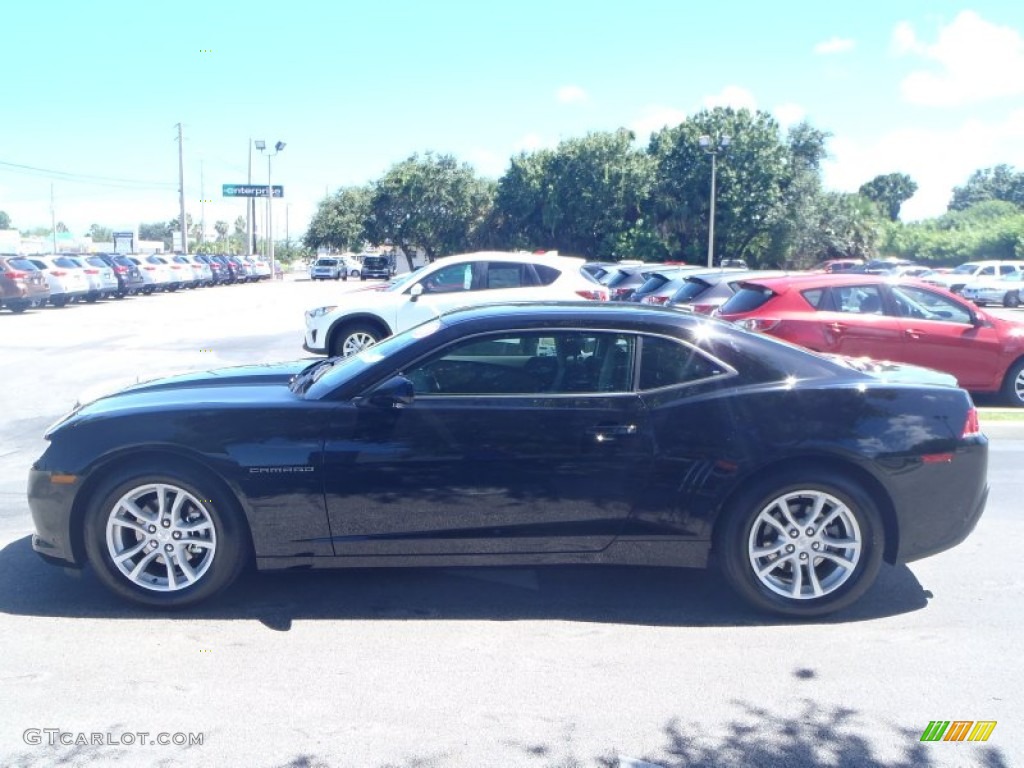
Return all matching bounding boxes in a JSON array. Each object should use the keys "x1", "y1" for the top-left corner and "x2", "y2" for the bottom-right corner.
[{"x1": 303, "y1": 251, "x2": 609, "y2": 357}]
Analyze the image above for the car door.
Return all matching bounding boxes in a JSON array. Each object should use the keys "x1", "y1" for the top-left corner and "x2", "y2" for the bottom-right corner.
[
  {"x1": 803, "y1": 284, "x2": 907, "y2": 360},
  {"x1": 888, "y1": 284, "x2": 1005, "y2": 389},
  {"x1": 321, "y1": 329, "x2": 653, "y2": 556}
]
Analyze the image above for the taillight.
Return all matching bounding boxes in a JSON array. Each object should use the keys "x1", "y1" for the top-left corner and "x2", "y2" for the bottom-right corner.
[
  {"x1": 114, "y1": 266, "x2": 128, "y2": 274},
  {"x1": 691, "y1": 303, "x2": 716, "y2": 314},
  {"x1": 4, "y1": 270, "x2": 28, "y2": 280},
  {"x1": 84, "y1": 268, "x2": 99, "y2": 274},
  {"x1": 50, "y1": 270, "x2": 67, "y2": 277},
  {"x1": 575, "y1": 289, "x2": 608, "y2": 300},
  {"x1": 612, "y1": 287, "x2": 631, "y2": 298},
  {"x1": 962, "y1": 407, "x2": 982, "y2": 438},
  {"x1": 740, "y1": 318, "x2": 781, "y2": 332},
  {"x1": 644, "y1": 295, "x2": 670, "y2": 305}
]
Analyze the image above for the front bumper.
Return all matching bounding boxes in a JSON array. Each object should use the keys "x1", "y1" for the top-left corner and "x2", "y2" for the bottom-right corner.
[{"x1": 28, "y1": 467, "x2": 82, "y2": 568}]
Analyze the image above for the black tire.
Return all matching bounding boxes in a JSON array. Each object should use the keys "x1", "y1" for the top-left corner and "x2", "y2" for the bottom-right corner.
[
  {"x1": 1001, "y1": 358, "x2": 1024, "y2": 407},
  {"x1": 1004, "y1": 291, "x2": 1020, "y2": 308},
  {"x1": 50, "y1": 296, "x2": 69, "y2": 308},
  {"x1": 330, "y1": 322, "x2": 383, "y2": 357},
  {"x1": 360, "y1": 276, "x2": 366, "y2": 281},
  {"x1": 5, "y1": 300, "x2": 29, "y2": 313},
  {"x1": 83, "y1": 467, "x2": 249, "y2": 608},
  {"x1": 715, "y1": 469, "x2": 884, "y2": 617}
]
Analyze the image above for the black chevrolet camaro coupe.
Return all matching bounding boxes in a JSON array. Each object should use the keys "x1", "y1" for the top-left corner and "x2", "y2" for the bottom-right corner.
[{"x1": 28, "y1": 302, "x2": 988, "y2": 616}]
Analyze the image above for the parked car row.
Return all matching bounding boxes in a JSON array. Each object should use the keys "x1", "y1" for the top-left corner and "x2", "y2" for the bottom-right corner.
[{"x1": 0, "y1": 253, "x2": 273, "y2": 313}]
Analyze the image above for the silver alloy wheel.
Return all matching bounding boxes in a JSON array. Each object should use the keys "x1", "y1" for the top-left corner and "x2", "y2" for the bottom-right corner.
[
  {"x1": 747, "y1": 490, "x2": 862, "y2": 600},
  {"x1": 105, "y1": 483, "x2": 217, "y2": 592},
  {"x1": 341, "y1": 331, "x2": 377, "y2": 356}
]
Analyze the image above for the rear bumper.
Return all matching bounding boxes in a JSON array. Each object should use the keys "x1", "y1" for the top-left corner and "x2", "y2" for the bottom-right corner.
[{"x1": 891, "y1": 441, "x2": 989, "y2": 563}]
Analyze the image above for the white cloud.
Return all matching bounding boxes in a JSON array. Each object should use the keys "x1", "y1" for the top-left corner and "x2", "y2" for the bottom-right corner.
[
  {"x1": 466, "y1": 148, "x2": 507, "y2": 178},
  {"x1": 702, "y1": 86, "x2": 758, "y2": 112},
  {"x1": 823, "y1": 108, "x2": 1024, "y2": 220},
  {"x1": 556, "y1": 85, "x2": 588, "y2": 104},
  {"x1": 774, "y1": 103, "x2": 807, "y2": 129},
  {"x1": 894, "y1": 11, "x2": 1024, "y2": 106},
  {"x1": 629, "y1": 106, "x2": 688, "y2": 138},
  {"x1": 512, "y1": 133, "x2": 551, "y2": 153},
  {"x1": 814, "y1": 37, "x2": 855, "y2": 55}
]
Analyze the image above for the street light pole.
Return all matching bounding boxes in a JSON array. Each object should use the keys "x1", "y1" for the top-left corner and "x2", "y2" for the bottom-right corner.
[
  {"x1": 254, "y1": 140, "x2": 285, "y2": 278},
  {"x1": 699, "y1": 134, "x2": 730, "y2": 268}
]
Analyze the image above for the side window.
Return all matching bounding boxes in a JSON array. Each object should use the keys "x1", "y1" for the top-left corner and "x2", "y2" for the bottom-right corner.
[
  {"x1": 800, "y1": 288, "x2": 827, "y2": 309},
  {"x1": 639, "y1": 336, "x2": 728, "y2": 391},
  {"x1": 999, "y1": 265, "x2": 1016, "y2": 275},
  {"x1": 405, "y1": 332, "x2": 635, "y2": 395},
  {"x1": 830, "y1": 285, "x2": 884, "y2": 314},
  {"x1": 891, "y1": 285, "x2": 973, "y2": 324},
  {"x1": 420, "y1": 263, "x2": 473, "y2": 293},
  {"x1": 535, "y1": 264, "x2": 560, "y2": 286},
  {"x1": 484, "y1": 262, "x2": 529, "y2": 289}
]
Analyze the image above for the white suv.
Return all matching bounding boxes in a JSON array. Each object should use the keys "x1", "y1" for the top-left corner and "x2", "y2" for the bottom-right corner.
[
  {"x1": 303, "y1": 251, "x2": 608, "y2": 356},
  {"x1": 922, "y1": 260, "x2": 1023, "y2": 294},
  {"x1": 310, "y1": 257, "x2": 347, "y2": 281}
]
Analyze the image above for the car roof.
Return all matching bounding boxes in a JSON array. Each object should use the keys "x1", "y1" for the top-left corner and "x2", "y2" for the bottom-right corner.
[
  {"x1": 431, "y1": 251, "x2": 586, "y2": 268},
  {"x1": 735, "y1": 272, "x2": 928, "y2": 291}
]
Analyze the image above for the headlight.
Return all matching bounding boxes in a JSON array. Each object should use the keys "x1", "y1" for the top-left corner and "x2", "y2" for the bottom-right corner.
[{"x1": 306, "y1": 305, "x2": 338, "y2": 320}]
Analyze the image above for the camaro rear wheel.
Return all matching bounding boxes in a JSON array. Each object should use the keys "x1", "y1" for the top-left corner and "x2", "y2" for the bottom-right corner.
[
  {"x1": 331, "y1": 323, "x2": 382, "y2": 357},
  {"x1": 83, "y1": 470, "x2": 248, "y2": 607},
  {"x1": 716, "y1": 470, "x2": 884, "y2": 617}
]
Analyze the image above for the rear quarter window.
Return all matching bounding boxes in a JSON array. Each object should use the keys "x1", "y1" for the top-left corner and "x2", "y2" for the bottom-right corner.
[{"x1": 720, "y1": 285, "x2": 776, "y2": 314}]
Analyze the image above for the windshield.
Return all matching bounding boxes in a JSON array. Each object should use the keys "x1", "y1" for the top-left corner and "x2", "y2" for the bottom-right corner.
[
  {"x1": 952, "y1": 263, "x2": 979, "y2": 274},
  {"x1": 302, "y1": 319, "x2": 444, "y2": 398}
]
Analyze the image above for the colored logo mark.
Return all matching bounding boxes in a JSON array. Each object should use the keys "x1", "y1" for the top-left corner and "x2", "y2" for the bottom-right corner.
[{"x1": 920, "y1": 720, "x2": 997, "y2": 742}]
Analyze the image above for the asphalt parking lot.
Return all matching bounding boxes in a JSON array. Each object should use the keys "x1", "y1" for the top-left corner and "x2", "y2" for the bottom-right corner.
[{"x1": 1, "y1": 275, "x2": 1022, "y2": 767}]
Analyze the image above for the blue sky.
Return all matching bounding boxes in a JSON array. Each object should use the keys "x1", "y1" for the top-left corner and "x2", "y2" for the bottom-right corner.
[{"x1": 2, "y1": 0, "x2": 1022, "y2": 241}]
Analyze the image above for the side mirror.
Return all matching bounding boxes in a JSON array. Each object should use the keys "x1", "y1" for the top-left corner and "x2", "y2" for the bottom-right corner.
[
  {"x1": 409, "y1": 283, "x2": 424, "y2": 302},
  {"x1": 364, "y1": 375, "x2": 415, "y2": 408}
]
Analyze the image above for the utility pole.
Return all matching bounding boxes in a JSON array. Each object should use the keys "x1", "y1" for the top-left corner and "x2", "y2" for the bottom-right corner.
[
  {"x1": 200, "y1": 160, "x2": 206, "y2": 248},
  {"x1": 176, "y1": 123, "x2": 187, "y2": 254},
  {"x1": 50, "y1": 184, "x2": 57, "y2": 253},
  {"x1": 247, "y1": 139, "x2": 254, "y2": 256}
]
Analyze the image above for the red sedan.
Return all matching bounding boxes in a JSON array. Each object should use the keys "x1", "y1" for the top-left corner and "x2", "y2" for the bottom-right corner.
[{"x1": 717, "y1": 273, "x2": 1024, "y2": 405}]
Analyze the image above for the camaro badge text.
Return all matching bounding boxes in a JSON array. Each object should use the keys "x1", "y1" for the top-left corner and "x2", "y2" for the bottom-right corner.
[{"x1": 248, "y1": 466, "x2": 316, "y2": 474}]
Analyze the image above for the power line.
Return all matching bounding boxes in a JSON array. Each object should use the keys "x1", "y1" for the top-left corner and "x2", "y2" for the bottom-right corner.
[{"x1": 0, "y1": 159, "x2": 177, "y2": 189}]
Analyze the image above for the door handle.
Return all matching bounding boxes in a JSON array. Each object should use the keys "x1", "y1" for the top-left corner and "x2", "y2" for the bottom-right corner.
[
  {"x1": 904, "y1": 328, "x2": 921, "y2": 339},
  {"x1": 827, "y1": 322, "x2": 846, "y2": 333},
  {"x1": 587, "y1": 424, "x2": 638, "y2": 443}
]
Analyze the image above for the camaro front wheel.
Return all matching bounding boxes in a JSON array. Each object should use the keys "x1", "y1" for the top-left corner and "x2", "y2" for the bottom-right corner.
[
  {"x1": 83, "y1": 469, "x2": 248, "y2": 608},
  {"x1": 716, "y1": 470, "x2": 884, "y2": 617}
]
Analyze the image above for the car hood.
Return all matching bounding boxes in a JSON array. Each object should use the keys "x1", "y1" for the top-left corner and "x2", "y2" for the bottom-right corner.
[{"x1": 48, "y1": 361, "x2": 313, "y2": 437}]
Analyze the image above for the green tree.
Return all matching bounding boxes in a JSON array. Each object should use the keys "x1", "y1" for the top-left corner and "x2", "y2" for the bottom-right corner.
[
  {"x1": 55, "y1": 221, "x2": 68, "y2": 233},
  {"x1": 364, "y1": 153, "x2": 493, "y2": 268},
  {"x1": 765, "y1": 122, "x2": 831, "y2": 267},
  {"x1": 491, "y1": 129, "x2": 657, "y2": 259},
  {"x1": 304, "y1": 186, "x2": 372, "y2": 253},
  {"x1": 858, "y1": 172, "x2": 918, "y2": 221},
  {"x1": 649, "y1": 107, "x2": 792, "y2": 265},
  {"x1": 949, "y1": 165, "x2": 1024, "y2": 211},
  {"x1": 139, "y1": 221, "x2": 170, "y2": 244},
  {"x1": 214, "y1": 220, "x2": 229, "y2": 241},
  {"x1": 88, "y1": 223, "x2": 113, "y2": 242},
  {"x1": 0, "y1": 211, "x2": 10, "y2": 229}
]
